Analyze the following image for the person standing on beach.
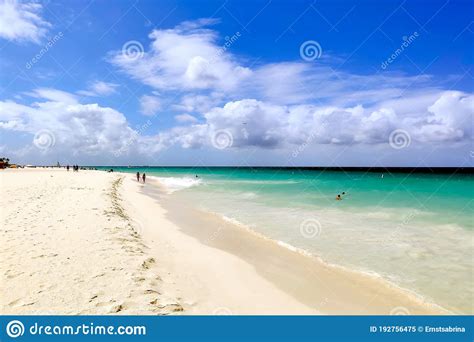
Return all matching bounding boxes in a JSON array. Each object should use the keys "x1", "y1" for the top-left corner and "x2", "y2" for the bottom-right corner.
[
  {"x1": 142, "y1": 173, "x2": 146, "y2": 183},
  {"x1": 136, "y1": 172, "x2": 140, "y2": 182},
  {"x1": 67, "y1": 165, "x2": 70, "y2": 171}
]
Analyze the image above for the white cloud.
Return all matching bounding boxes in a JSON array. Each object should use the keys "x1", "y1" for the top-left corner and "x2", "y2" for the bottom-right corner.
[
  {"x1": 155, "y1": 91, "x2": 473, "y2": 150},
  {"x1": 2, "y1": 18, "x2": 471, "y2": 165},
  {"x1": 175, "y1": 113, "x2": 198, "y2": 123},
  {"x1": 107, "y1": 19, "x2": 471, "y2": 158},
  {"x1": 139, "y1": 95, "x2": 161, "y2": 116},
  {"x1": 110, "y1": 19, "x2": 251, "y2": 92},
  {"x1": 77, "y1": 81, "x2": 119, "y2": 97},
  {"x1": 171, "y1": 93, "x2": 224, "y2": 113},
  {"x1": 0, "y1": 94, "x2": 139, "y2": 158},
  {"x1": 415, "y1": 91, "x2": 473, "y2": 142},
  {"x1": 1, "y1": 88, "x2": 470, "y2": 165},
  {"x1": 0, "y1": 0, "x2": 51, "y2": 43},
  {"x1": 110, "y1": 18, "x2": 442, "y2": 117},
  {"x1": 25, "y1": 88, "x2": 78, "y2": 104}
]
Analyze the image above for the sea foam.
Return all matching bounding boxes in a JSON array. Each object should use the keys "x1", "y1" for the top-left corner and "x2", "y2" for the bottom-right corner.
[{"x1": 150, "y1": 176, "x2": 202, "y2": 193}]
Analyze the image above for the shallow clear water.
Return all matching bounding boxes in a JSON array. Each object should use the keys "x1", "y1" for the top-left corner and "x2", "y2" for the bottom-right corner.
[{"x1": 100, "y1": 167, "x2": 474, "y2": 313}]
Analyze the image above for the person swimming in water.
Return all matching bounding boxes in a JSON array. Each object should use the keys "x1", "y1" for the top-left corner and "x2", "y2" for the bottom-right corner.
[{"x1": 336, "y1": 194, "x2": 342, "y2": 200}]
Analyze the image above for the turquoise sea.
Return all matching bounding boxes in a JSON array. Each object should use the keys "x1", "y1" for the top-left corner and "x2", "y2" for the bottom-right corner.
[{"x1": 98, "y1": 167, "x2": 473, "y2": 313}]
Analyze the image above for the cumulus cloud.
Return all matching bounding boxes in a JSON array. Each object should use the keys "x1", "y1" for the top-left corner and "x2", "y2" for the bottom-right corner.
[
  {"x1": 0, "y1": 0, "x2": 51, "y2": 43},
  {"x1": 1, "y1": 88, "x2": 471, "y2": 165},
  {"x1": 0, "y1": 92, "x2": 140, "y2": 159},
  {"x1": 110, "y1": 19, "x2": 251, "y2": 92},
  {"x1": 154, "y1": 91, "x2": 473, "y2": 150}
]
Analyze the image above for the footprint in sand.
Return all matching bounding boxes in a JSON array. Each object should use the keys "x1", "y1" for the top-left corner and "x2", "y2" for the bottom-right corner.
[
  {"x1": 141, "y1": 258, "x2": 155, "y2": 270},
  {"x1": 7, "y1": 299, "x2": 21, "y2": 306},
  {"x1": 110, "y1": 304, "x2": 124, "y2": 313},
  {"x1": 143, "y1": 289, "x2": 161, "y2": 295}
]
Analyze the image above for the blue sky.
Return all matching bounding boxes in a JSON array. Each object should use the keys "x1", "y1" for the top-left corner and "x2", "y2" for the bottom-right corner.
[{"x1": 0, "y1": 0, "x2": 472, "y2": 166}]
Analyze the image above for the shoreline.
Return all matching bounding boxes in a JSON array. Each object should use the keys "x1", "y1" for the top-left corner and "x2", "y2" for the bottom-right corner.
[
  {"x1": 124, "y1": 172, "x2": 450, "y2": 315},
  {"x1": 119, "y1": 172, "x2": 316, "y2": 314},
  {"x1": 181, "y1": 209, "x2": 449, "y2": 313},
  {"x1": 148, "y1": 179, "x2": 453, "y2": 315},
  {"x1": 0, "y1": 168, "x2": 454, "y2": 314}
]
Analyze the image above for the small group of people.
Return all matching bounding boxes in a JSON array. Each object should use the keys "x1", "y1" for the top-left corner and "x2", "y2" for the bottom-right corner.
[
  {"x1": 136, "y1": 171, "x2": 146, "y2": 183},
  {"x1": 336, "y1": 191, "x2": 347, "y2": 200},
  {"x1": 66, "y1": 165, "x2": 80, "y2": 172}
]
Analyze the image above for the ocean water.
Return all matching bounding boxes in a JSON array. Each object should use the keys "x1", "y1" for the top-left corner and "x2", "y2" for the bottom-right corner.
[{"x1": 100, "y1": 167, "x2": 473, "y2": 313}]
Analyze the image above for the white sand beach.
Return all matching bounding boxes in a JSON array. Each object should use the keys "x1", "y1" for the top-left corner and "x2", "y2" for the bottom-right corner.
[{"x1": 0, "y1": 168, "x2": 449, "y2": 315}]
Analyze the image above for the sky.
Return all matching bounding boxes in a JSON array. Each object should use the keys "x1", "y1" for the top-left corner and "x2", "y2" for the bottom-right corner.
[{"x1": 0, "y1": 0, "x2": 472, "y2": 166}]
